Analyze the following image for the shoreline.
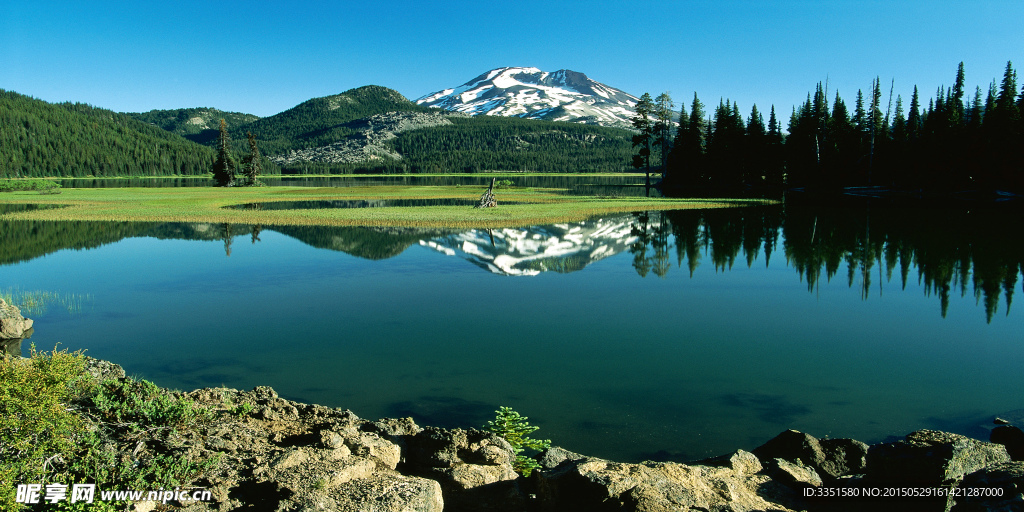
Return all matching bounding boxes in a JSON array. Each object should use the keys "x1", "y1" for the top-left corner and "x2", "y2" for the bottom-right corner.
[{"x1": 5, "y1": 349, "x2": 1023, "y2": 511}]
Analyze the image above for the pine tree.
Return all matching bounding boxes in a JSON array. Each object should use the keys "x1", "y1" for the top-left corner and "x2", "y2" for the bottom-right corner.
[
  {"x1": 665, "y1": 93, "x2": 706, "y2": 192},
  {"x1": 765, "y1": 105, "x2": 785, "y2": 187},
  {"x1": 212, "y1": 119, "x2": 236, "y2": 186},
  {"x1": 745, "y1": 104, "x2": 766, "y2": 187},
  {"x1": 652, "y1": 92, "x2": 675, "y2": 177},
  {"x1": 242, "y1": 132, "x2": 263, "y2": 186},
  {"x1": 907, "y1": 86, "x2": 921, "y2": 141},
  {"x1": 631, "y1": 93, "x2": 655, "y2": 188}
]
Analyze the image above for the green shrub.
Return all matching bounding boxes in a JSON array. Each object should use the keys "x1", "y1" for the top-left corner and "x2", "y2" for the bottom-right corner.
[
  {"x1": 0, "y1": 348, "x2": 218, "y2": 510},
  {"x1": 89, "y1": 378, "x2": 213, "y2": 434},
  {"x1": 0, "y1": 179, "x2": 62, "y2": 194},
  {"x1": 483, "y1": 407, "x2": 551, "y2": 477},
  {"x1": 0, "y1": 345, "x2": 92, "y2": 510}
]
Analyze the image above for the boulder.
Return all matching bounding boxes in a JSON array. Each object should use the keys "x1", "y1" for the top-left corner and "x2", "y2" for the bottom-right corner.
[
  {"x1": 534, "y1": 457, "x2": 800, "y2": 512},
  {"x1": 752, "y1": 429, "x2": 868, "y2": 479},
  {"x1": 950, "y1": 461, "x2": 1024, "y2": 512},
  {"x1": 867, "y1": 429, "x2": 1011, "y2": 486},
  {"x1": 330, "y1": 474, "x2": 444, "y2": 512},
  {"x1": 404, "y1": 427, "x2": 516, "y2": 469},
  {"x1": 537, "y1": 446, "x2": 589, "y2": 470},
  {"x1": 404, "y1": 427, "x2": 523, "y2": 511},
  {"x1": 82, "y1": 357, "x2": 126, "y2": 381},
  {"x1": 692, "y1": 449, "x2": 762, "y2": 476},
  {"x1": 0, "y1": 299, "x2": 33, "y2": 339},
  {"x1": 992, "y1": 426, "x2": 1024, "y2": 461},
  {"x1": 764, "y1": 458, "x2": 823, "y2": 488}
]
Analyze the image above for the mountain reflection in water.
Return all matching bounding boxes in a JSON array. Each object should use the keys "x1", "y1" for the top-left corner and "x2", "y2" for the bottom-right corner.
[{"x1": 1, "y1": 200, "x2": 1021, "y2": 320}]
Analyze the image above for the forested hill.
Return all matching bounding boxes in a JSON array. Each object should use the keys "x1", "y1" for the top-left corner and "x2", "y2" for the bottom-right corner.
[
  {"x1": 384, "y1": 115, "x2": 634, "y2": 174},
  {"x1": 234, "y1": 85, "x2": 436, "y2": 156},
  {"x1": 126, "y1": 108, "x2": 260, "y2": 144},
  {"x1": 1, "y1": 90, "x2": 216, "y2": 178}
]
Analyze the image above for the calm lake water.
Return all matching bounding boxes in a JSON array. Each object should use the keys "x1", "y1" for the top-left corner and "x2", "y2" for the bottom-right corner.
[{"x1": 1, "y1": 198, "x2": 1021, "y2": 462}]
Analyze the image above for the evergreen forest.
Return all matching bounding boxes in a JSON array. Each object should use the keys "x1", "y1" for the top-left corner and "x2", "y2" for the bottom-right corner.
[
  {"x1": 0, "y1": 90, "x2": 217, "y2": 178},
  {"x1": 654, "y1": 61, "x2": 1024, "y2": 195},
  {"x1": 126, "y1": 108, "x2": 260, "y2": 144}
]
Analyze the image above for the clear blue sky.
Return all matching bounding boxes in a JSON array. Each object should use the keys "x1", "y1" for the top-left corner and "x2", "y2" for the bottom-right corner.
[{"x1": 3, "y1": 1, "x2": 1022, "y2": 120}]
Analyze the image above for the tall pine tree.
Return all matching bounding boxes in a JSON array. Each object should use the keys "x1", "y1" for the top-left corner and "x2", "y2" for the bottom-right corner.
[
  {"x1": 212, "y1": 119, "x2": 236, "y2": 186},
  {"x1": 631, "y1": 93, "x2": 655, "y2": 188}
]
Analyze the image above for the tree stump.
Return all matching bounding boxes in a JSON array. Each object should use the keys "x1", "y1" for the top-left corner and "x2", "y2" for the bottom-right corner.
[{"x1": 474, "y1": 178, "x2": 497, "y2": 208}]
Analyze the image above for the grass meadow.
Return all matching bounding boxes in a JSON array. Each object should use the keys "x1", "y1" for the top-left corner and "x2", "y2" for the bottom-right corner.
[{"x1": 0, "y1": 185, "x2": 770, "y2": 228}]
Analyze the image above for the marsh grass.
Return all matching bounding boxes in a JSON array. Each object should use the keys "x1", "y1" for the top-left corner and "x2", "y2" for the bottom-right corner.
[
  {"x1": 0, "y1": 287, "x2": 93, "y2": 315},
  {"x1": 0, "y1": 186, "x2": 771, "y2": 228}
]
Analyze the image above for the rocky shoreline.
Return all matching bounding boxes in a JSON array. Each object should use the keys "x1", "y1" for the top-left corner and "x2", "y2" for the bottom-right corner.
[{"x1": 66, "y1": 357, "x2": 1023, "y2": 512}]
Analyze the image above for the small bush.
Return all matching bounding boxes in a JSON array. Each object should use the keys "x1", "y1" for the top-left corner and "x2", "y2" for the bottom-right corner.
[
  {"x1": 89, "y1": 378, "x2": 213, "y2": 434},
  {"x1": 0, "y1": 345, "x2": 92, "y2": 510},
  {"x1": 0, "y1": 179, "x2": 62, "y2": 194},
  {"x1": 483, "y1": 407, "x2": 551, "y2": 476},
  {"x1": 0, "y1": 348, "x2": 219, "y2": 510}
]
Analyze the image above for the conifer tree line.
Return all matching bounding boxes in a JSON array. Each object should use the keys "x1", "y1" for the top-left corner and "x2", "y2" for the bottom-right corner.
[
  {"x1": 0, "y1": 90, "x2": 218, "y2": 178},
  {"x1": 645, "y1": 61, "x2": 1024, "y2": 195}
]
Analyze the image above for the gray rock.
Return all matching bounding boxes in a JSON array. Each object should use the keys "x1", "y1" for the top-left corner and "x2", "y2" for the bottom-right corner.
[
  {"x1": 819, "y1": 437, "x2": 870, "y2": 477},
  {"x1": 82, "y1": 357, "x2": 126, "y2": 381},
  {"x1": 374, "y1": 417, "x2": 423, "y2": 437},
  {"x1": 752, "y1": 429, "x2": 868, "y2": 479},
  {"x1": 534, "y1": 457, "x2": 799, "y2": 512},
  {"x1": 405, "y1": 427, "x2": 514, "y2": 469},
  {"x1": 346, "y1": 432, "x2": 402, "y2": 470},
  {"x1": 537, "y1": 446, "x2": 588, "y2": 470},
  {"x1": 331, "y1": 474, "x2": 444, "y2": 512},
  {"x1": 867, "y1": 429, "x2": 1011, "y2": 486},
  {"x1": 950, "y1": 461, "x2": 1024, "y2": 512},
  {"x1": 0, "y1": 299, "x2": 33, "y2": 339},
  {"x1": 404, "y1": 427, "x2": 522, "y2": 511},
  {"x1": 692, "y1": 449, "x2": 763, "y2": 476},
  {"x1": 764, "y1": 458, "x2": 823, "y2": 488},
  {"x1": 992, "y1": 426, "x2": 1024, "y2": 461}
]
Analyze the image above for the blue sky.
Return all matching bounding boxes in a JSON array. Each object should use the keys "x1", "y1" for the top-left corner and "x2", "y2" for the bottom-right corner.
[{"x1": 3, "y1": 1, "x2": 1022, "y2": 120}]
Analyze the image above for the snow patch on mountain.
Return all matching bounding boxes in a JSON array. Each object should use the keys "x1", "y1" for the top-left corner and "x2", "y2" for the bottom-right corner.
[{"x1": 416, "y1": 67, "x2": 639, "y2": 129}]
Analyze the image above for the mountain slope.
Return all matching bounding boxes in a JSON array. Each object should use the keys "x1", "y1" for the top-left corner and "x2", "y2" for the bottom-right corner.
[
  {"x1": 416, "y1": 67, "x2": 639, "y2": 128},
  {"x1": 0, "y1": 90, "x2": 216, "y2": 178},
  {"x1": 237, "y1": 85, "x2": 435, "y2": 156},
  {"x1": 126, "y1": 108, "x2": 260, "y2": 144}
]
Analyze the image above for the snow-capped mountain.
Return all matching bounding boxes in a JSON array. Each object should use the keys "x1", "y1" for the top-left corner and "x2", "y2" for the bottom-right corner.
[
  {"x1": 416, "y1": 67, "x2": 639, "y2": 128},
  {"x1": 418, "y1": 214, "x2": 638, "y2": 276}
]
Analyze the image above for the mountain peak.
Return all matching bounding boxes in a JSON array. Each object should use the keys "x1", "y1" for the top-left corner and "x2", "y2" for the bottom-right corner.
[{"x1": 416, "y1": 67, "x2": 638, "y2": 128}]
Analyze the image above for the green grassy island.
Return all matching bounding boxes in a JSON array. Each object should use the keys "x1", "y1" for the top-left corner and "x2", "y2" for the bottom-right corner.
[{"x1": 0, "y1": 182, "x2": 770, "y2": 228}]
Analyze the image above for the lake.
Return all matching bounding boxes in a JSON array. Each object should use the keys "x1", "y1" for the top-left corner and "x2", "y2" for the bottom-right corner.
[{"x1": 1, "y1": 196, "x2": 1021, "y2": 463}]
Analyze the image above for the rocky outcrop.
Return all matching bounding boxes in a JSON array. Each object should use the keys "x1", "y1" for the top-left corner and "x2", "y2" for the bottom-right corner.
[
  {"x1": 533, "y1": 453, "x2": 801, "y2": 512},
  {"x1": 270, "y1": 111, "x2": 466, "y2": 165},
  {"x1": 991, "y1": 425, "x2": 1024, "y2": 461},
  {"x1": 867, "y1": 429, "x2": 1011, "y2": 486},
  {"x1": 138, "y1": 384, "x2": 446, "y2": 512},
  {"x1": 402, "y1": 427, "x2": 523, "y2": 511},
  {"x1": 0, "y1": 298, "x2": 33, "y2": 339},
  {"x1": 950, "y1": 461, "x2": 1024, "y2": 512},
  {"x1": 43, "y1": 357, "x2": 1024, "y2": 512},
  {"x1": 752, "y1": 429, "x2": 869, "y2": 480}
]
